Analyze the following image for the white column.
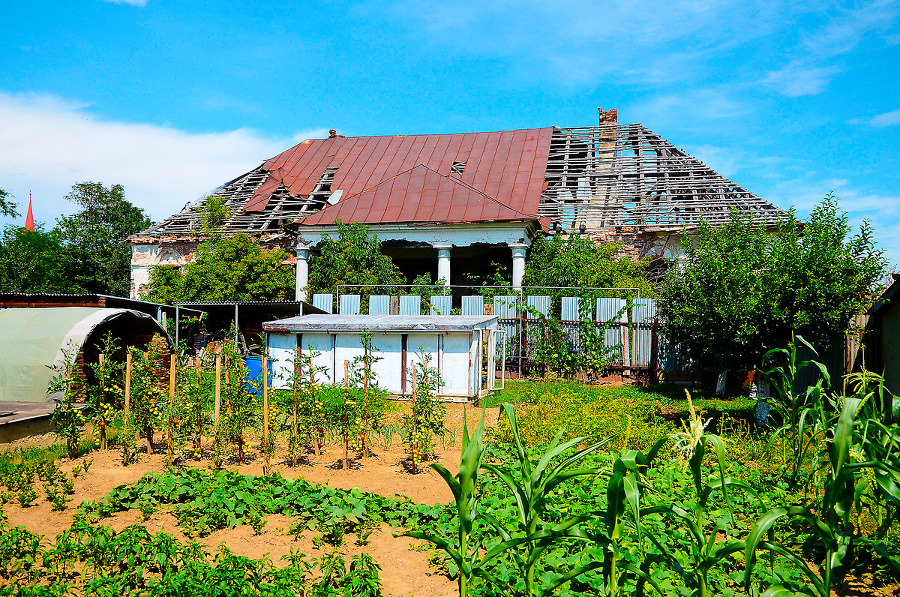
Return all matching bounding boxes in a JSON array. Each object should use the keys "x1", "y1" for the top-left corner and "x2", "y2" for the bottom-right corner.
[
  {"x1": 509, "y1": 243, "x2": 528, "y2": 290},
  {"x1": 435, "y1": 244, "x2": 452, "y2": 286},
  {"x1": 295, "y1": 243, "x2": 310, "y2": 301}
]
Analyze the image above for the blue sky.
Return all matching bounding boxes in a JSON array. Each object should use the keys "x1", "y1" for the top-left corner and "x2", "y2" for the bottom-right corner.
[{"x1": 1, "y1": 0, "x2": 898, "y2": 266}]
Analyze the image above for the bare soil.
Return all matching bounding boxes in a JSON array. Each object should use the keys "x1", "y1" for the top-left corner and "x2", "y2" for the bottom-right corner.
[{"x1": 2, "y1": 403, "x2": 498, "y2": 597}]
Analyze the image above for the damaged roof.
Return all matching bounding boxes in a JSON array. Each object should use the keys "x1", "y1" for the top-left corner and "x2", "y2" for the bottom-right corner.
[
  {"x1": 138, "y1": 116, "x2": 789, "y2": 239},
  {"x1": 248, "y1": 128, "x2": 553, "y2": 216}
]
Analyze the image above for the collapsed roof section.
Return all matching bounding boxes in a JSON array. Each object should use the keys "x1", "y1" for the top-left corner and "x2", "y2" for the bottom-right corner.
[
  {"x1": 138, "y1": 118, "x2": 787, "y2": 238},
  {"x1": 540, "y1": 124, "x2": 786, "y2": 232}
]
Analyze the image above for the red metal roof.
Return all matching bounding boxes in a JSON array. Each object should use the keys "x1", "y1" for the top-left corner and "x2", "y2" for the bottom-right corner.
[
  {"x1": 299, "y1": 164, "x2": 533, "y2": 226},
  {"x1": 244, "y1": 128, "x2": 554, "y2": 224}
]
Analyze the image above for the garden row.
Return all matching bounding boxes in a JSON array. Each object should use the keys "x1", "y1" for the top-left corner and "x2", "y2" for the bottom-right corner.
[{"x1": 50, "y1": 332, "x2": 448, "y2": 474}]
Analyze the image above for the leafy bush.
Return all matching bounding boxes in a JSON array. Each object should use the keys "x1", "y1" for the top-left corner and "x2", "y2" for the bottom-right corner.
[
  {"x1": 308, "y1": 221, "x2": 404, "y2": 299},
  {"x1": 659, "y1": 194, "x2": 886, "y2": 374},
  {"x1": 523, "y1": 233, "x2": 652, "y2": 297}
]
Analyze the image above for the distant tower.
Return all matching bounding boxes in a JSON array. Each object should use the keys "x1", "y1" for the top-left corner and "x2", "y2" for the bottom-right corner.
[{"x1": 24, "y1": 191, "x2": 35, "y2": 232}]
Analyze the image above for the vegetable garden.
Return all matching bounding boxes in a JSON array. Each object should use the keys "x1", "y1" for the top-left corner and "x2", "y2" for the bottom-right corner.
[{"x1": 0, "y1": 334, "x2": 897, "y2": 596}]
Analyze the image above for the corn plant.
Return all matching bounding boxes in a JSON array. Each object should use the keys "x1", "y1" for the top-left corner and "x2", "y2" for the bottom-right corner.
[
  {"x1": 843, "y1": 367, "x2": 900, "y2": 539},
  {"x1": 744, "y1": 394, "x2": 900, "y2": 596},
  {"x1": 481, "y1": 403, "x2": 608, "y2": 597},
  {"x1": 402, "y1": 409, "x2": 496, "y2": 596},
  {"x1": 642, "y1": 431, "x2": 751, "y2": 597},
  {"x1": 597, "y1": 437, "x2": 668, "y2": 597},
  {"x1": 760, "y1": 334, "x2": 831, "y2": 487}
]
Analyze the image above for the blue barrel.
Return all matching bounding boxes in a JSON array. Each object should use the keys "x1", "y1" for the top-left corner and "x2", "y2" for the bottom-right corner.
[{"x1": 243, "y1": 355, "x2": 273, "y2": 395}]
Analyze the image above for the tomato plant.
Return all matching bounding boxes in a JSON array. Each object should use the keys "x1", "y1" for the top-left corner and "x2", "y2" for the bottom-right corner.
[{"x1": 400, "y1": 350, "x2": 447, "y2": 473}]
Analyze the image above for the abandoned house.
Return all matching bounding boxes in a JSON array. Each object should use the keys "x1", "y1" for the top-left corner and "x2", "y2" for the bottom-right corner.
[{"x1": 130, "y1": 108, "x2": 788, "y2": 300}]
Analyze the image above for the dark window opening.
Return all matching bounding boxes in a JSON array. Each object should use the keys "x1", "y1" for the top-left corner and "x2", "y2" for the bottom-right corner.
[{"x1": 306, "y1": 167, "x2": 339, "y2": 209}]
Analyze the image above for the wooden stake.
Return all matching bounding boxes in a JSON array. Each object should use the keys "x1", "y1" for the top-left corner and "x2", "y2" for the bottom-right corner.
[
  {"x1": 224, "y1": 356, "x2": 232, "y2": 416},
  {"x1": 214, "y1": 354, "x2": 221, "y2": 427},
  {"x1": 98, "y1": 353, "x2": 106, "y2": 450},
  {"x1": 362, "y1": 349, "x2": 370, "y2": 458},
  {"x1": 263, "y1": 355, "x2": 270, "y2": 475},
  {"x1": 311, "y1": 357, "x2": 320, "y2": 457},
  {"x1": 194, "y1": 356, "x2": 202, "y2": 456},
  {"x1": 168, "y1": 353, "x2": 176, "y2": 464},
  {"x1": 169, "y1": 354, "x2": 177, "y2": 397},
  {"x1": 292, "y1": 355, "x2": 299, "y2": 465},
  {"x1": 124, "y1": 353, "x2": 132, "y2": 435},
  {"x1": 343, "y1": 360, "x2": 349, "y2": 470}
]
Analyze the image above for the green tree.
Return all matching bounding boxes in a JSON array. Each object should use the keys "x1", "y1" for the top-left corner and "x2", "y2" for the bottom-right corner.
[
  {"x1": 144, "y1": 232, "x2": 295, "y2": 302},
  {"x1": 0, "y1": 188, "x2": 19, "y2": 218},
  {"x1": 0, "y1": 225, "x2": 71, "y2": 292},
  {"x1": 308, "y1": 221, "x2": 404, "y2": 297},
  {"x1": 523, "y1": 233, "x2": 652, "y2": 295},
  {"x1": 56, "y1": 182, "x2": 152, "y2": 296},
  {"x1": 658, "y1": 193, "x2": 886, "y2": 374}
]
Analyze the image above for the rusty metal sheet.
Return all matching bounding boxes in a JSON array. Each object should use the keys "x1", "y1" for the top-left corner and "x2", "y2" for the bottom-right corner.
[
  {"x1": 246, "y1": 127, "x2": 553, "y2": 219},
  {"x1": 299, "y1": 164, "x2": 531, "y2": 226}
]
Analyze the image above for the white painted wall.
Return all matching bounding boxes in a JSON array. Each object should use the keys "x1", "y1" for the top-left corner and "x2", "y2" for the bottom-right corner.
[
  {"x1": 370, "y1": 334, "x2": 402, "y2": 392},
  {"x1": 267, "y1": 329, "x2": 485, "y2": 398},
  {"x1": 304, "y1": 333, "x2": 336, "y2": 384},
  {"x1": 442, "y1": 334, "x2": 471, "y2": 396},
  {"x1": 269, "y1": 333, "x2": 296, "y2": 390}
]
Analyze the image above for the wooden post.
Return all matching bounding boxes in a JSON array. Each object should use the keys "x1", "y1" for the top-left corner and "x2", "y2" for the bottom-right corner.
[
  {"x1": 98, "y1": 353, "x2": 106, "y2": 450},
  {"x1": 343, "y1": 359, "x2": 349, "y2": 470},
  {"x1": 194, "y1": 356, "x2": 202, "y2": 456},
  {"x1": 168, "y1": 353, "x2": 176, "y2": 464},
  {"x1": 292, "y1": 355, "x2": 299, "y2": 465},
  {"x1": 263, "y1": 355, "x2": 270, "y2": 475},
  {"x1": 411, "y1": 363, "x2": 418, "y2": 474},
  {"x1": 124, "y1": 353, "x2": 132, "y2": 435},
  {"x1": 311, "y1": 357, "x2": 320, "y2": 457},
  {"x1": 362, "y1": 348, "x2": 370, "y2": 458},
  {"x1": 169, "y1": 354, "x2": 177, "y2": 397},
  {"x1": 214, "y1": 354, "x2": 221, "y2": 427}
]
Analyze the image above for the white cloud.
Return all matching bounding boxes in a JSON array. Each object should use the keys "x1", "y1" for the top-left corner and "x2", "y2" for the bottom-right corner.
[
  {"x1": 761, "y1": 63, "x2": 840, "y2": 97},
  {"x1": 631, "y1": 88, "x2": 749, "y2": 131},
  {"x1": 870, "y1": 109, "x2": 900, "y2": 127},
  {"x1": 761, "y1": 0, "x2": 899, "y2": 97},
  {"x1": 103, "y1": 0, "x2": 149, "y2": 6},
  {"x1": 0, "y1": 91, "x2": 327, "y2": 227}
]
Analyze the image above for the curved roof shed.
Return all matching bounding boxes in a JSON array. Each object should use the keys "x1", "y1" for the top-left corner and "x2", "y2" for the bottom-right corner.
[{"x1": 0, "y1": 307, "x2": 171, "y2": 403}]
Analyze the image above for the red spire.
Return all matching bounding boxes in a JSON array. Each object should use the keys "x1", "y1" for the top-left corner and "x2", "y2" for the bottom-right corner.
[{"x1": 24, "y1": 193, "x2": 35, "y2": 232}]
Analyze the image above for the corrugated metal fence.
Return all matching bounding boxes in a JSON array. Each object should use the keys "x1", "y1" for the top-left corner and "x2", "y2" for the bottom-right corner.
[{"x1": 320, "y1": 292, "x2": 695, "y2": 375}]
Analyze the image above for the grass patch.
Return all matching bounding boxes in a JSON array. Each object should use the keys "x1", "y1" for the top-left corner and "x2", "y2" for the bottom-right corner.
[
  {"x1": 486, "y1": 381, "x2": 673, "y2": 452},
  {"x1": 484, "y1": 380, "x2": 769, "y2": 463},
  {"x1": 0, "y1": 443, "x2": 69, "y2": 471}
]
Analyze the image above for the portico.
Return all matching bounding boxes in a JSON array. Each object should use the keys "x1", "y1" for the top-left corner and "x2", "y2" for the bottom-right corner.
[{"x1": 293, "y1": 221, "x2": 537, "y2": 301}]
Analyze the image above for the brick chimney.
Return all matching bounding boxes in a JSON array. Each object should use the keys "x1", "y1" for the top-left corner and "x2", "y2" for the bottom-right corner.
[{"x1": 598, "y1": 107, "x2": 617, "y2": 127}]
